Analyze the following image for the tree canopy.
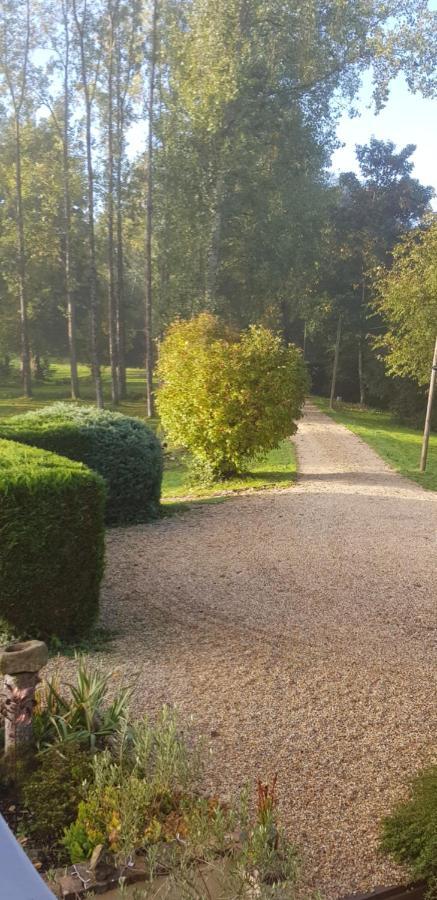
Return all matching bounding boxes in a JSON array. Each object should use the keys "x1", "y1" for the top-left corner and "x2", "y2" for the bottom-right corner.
[
  {"x1": 0, "y1": 0, "x2": 435, "y2": 413},
  {"x1": 374, "y1": 221, "x2": 437, "y2": 386}
]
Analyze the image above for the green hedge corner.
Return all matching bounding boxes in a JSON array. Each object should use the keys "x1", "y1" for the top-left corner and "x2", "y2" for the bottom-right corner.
[
  {"x1": 0, "y1": 404, "x2": 163, "y2": 526},
  {"x1": 0, "y1": 439, "x2": 106, "y2": 641}
]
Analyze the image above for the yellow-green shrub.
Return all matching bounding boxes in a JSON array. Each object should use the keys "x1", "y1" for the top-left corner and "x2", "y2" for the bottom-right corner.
[{"x1": 156, "y1": 313, "x2": 308, "y2": 477}]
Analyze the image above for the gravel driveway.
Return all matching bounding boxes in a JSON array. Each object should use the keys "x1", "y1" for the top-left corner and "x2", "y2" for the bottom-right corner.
[{"x1": 52, "y1": 403, "x2": 437, "y2": 898}]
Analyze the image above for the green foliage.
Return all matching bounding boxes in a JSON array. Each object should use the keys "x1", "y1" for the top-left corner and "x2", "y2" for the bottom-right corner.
[
  {"x1": 63, "y1": 707, "x2": 199, "y2": 862},
  {"x1": 63, "y1": 765, "x2": 157, "y2": 862},
  {"x1": 0, "y1": 403, "x2": 163, "y2": 525},
  {"x1": 20, "y1": 744, "x2": 92, "y2": 856},
  {"x1": 34, "y1": 657, "x2": 131, "y2": 750},
  {"x1": 374, "y1": 221, "x2": 437, "y2": 386},
  {"x1": 156, "y1": 314, "x2": 308, "y2": 478},
  {"x1": 0, "y1": 365, "x2": 298, "y2": 505},
  {"x1": 123, "y1": 706, "x2": 198, "y2": 793},
  {"x1": 380, "y1": 766, "x2": 437, "y2": 881},
  {"x1": 63, "y1": 732, "x2": 298, "y2": 897},
  {"x1": 306, "y1": 140, "x2": 433, "y2": 407},
  {"x1": 23, "y1": 664, "x2": 299, "y2": 894},
  {"x1": 0, "y1": 438, "x2": 105, "y2": 641}
]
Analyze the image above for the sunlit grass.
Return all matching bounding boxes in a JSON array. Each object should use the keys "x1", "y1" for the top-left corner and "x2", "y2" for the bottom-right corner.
[
  {"x1": 163, "y1": 439, "x2": 296, "y2": 502},
  {"x1": 0, "y1": 361, "x2": 149, "y2": 418},
  {"x1": 0, "y1": 361, "x2": 297, "y2": 505},
  {"x1": 314, "y1": 395, "x2": 437, "y2": 492}
]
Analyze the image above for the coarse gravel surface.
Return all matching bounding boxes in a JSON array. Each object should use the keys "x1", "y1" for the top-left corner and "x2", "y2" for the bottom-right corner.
[{"x1": 49, "y1": 402, "x2": 437, "y2": 898}]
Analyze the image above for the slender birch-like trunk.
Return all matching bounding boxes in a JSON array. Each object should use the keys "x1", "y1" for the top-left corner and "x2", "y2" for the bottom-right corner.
[
  {"x1": 73, "y1": 0, "x2": 104, "y2": 408},
  {"x1": 62, "y1": 0, "x2": 80, "y2": 399},
  {"x1": 0, "y1": 0, "x2": 32, "y2": 396},
  {"x1": 106, "y1": 1, "x2": 119, "y2": 405},
  {"x1": 329, "y1": 314, "x2": 342, "y2": 409},
  {"x1": 144, "y1": 0, "x2": 158, "y2": 418}
]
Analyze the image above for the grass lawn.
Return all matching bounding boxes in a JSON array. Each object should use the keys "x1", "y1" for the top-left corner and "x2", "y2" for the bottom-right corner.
[
  {"x1": 164, "y1": 438, "x2": 296, "y2": 502},
  {"x1": 0, "y1": 361, "x2": 297, "y2": 505},
  {"x1": 0, "y1": 361, "x2": 151, "y2": 420},
  {"x1": 314, "y1": 395, "x2": 437, "y2": 492}
]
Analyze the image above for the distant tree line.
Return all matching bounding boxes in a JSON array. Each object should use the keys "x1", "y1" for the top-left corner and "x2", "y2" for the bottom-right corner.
[{"x1": 0, "y1": 0, "x2": 435, "y2": 415}]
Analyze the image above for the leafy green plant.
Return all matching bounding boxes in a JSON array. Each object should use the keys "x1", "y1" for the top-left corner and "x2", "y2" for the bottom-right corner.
[
  {"x1": 0, "y1": 403, "x2": 163, "y2": 525},
  {"x1": 0, "y1": 438, "x2": 105, "y2": 640},
  {"x1": 34, "y1": 657, "x2": 131, "y2": 750},
  {"x1": 125, "y1": 779, "x2": 299, "y2": 900},
  {"x1": 20, "y1": 744, "x2": 92, "y2": 857},
  {"x1": 31, "y1": 669, "x2": 299, "y2": 896},
  {"x1": 63, "y1": 708, "x2": 202, "y2": 864},
  {"x1": 128, "y1": 706, "x2": 199, "y2": 792},
  {"x1": 63, "y1": 752, "x2": 186, "y2": 863},
  {"x1": 381, "y1": 765, "x2": 437, "y2": 882},
  {"x1": 156, "y1": 314, "x2": 308, "y2": 479}
]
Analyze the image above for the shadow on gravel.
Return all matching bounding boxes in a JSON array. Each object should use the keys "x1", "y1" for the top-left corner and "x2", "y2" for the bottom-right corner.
[{"x1": 299, "y1": 470, "x2": 419, "y2": 490}]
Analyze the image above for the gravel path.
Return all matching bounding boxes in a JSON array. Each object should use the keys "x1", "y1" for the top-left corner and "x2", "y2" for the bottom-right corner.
[{"x1": 51, "y1": 403, "x2": 437, "y2": 898}]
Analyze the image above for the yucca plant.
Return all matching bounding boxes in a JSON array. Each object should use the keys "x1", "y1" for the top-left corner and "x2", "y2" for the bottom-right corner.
[{"x1": 34, "y1": 657, "x2": 131, "y2": 750}]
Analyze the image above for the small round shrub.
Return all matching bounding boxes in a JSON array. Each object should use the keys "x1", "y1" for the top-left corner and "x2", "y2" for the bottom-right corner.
[
  {"x1": 0, "y1": 438, "x2": 105, "y2": 640},
  {"x1": 156, "y1": 313, "x2": 308, "y2": 478},
  {"x1": 0, "y1": 404, "x2": 163, "y2": 526}
]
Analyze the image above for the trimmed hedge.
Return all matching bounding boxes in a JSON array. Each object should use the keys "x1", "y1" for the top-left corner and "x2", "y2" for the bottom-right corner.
[
  {"x1": 0, "y1": 439, "x2": 105, "y2": 640},
  {"x1": 0, "y1": 404, "x2": 163, "y2": 526}
]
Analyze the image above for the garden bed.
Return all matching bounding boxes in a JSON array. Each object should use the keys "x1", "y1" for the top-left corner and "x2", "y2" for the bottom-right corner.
[{"x1": 1, "y1": 659, "x2": 299, "y2": 899}]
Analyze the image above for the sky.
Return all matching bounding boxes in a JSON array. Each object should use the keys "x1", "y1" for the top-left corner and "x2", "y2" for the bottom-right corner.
[{"x1": 331, "y1": 72, "x2": 437, "y2": 208}]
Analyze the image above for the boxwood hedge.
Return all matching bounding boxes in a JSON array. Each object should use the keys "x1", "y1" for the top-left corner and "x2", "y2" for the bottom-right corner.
[
  {"x1": 0, "y1": 439, "x2": 105, "y2": 640},
  {"x1": 0, "y1": 404, "x2": 163, "y2": 526}
]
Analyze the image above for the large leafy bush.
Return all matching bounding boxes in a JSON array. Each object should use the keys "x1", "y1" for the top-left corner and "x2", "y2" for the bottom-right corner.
[
  {"x1": 0, "y1": 404, "x2": 163, "y2": 525},
  {"x1": 156, "y1": 314, "x2": 308, "y2": 477},
  {"x1": 0, "y1": 439, "x2": 105, "y2": 640},
  {"x1": 381, "y1": 766, "x2": 437, "y2": 882}
]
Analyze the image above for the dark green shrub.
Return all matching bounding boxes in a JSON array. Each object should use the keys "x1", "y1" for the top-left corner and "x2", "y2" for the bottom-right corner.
[
  {"x1": 21, "y1": 744, "x2": 92, "y2": 857},
  {"x1": 0, "y1": 439, "x2": 105, "y2": 640},
  {"x1": 0, "y1": 403, "x2": 163, "y2": 525},
  {"x1": 381, "y1": 766, "x2": 437, "y2": 881}
]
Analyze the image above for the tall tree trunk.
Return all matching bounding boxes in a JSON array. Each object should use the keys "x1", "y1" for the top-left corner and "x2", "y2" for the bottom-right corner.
[
  {"x1": 144, "y1": 0, "x2": 158, "y2": 418},
  {"x1": 107, "y1": 3, "x2": 119, "y2": 406},
  {"x1": 73, "y1": 0, "x2": 104, "y2": 409},
  {"x1": 115, "y1": 156, "x2": 127, "y2": 398},
  {"x1": 329, "y1": 314, "x2": 342, "y2": 410},
  {"x1": 4, "y1": 0, "x2": 33, "y2": 398},
  {"x1": 84, "y1": 97, "x2": 104, "y2": 409},
  {"x1": 62, "y1": 0, "x2": 80, "y2": 400},
  {"x1": 115, "y1": 32, "x2": 126, "y2": 399},
  {"x1": 14, "y1": 115, "x2": 32, "y2": 398},
  {"x1": 280, "y1": 299, "x2": 292, "y2": 344},
  {"x1": 358, "y1": 337, "x2": 365, "y2": 406},
  {"x1": 205, "y1": 169, "x2": 224, "y2": 304},
  {"x1": 358, "y1": 276, "x2": 366, "y2": 406},
  {"x1": 420, "y1": 335, "x2": 437, "y2": 473}
]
